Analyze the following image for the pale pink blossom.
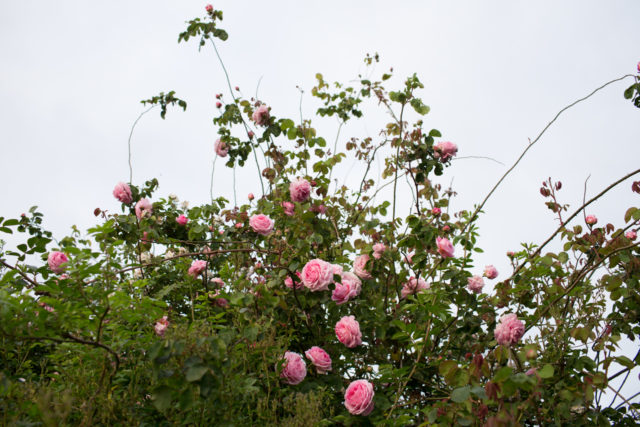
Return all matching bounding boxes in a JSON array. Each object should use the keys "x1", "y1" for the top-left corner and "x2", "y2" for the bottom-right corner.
[
  {"x1": 188, "y1": 260, "x2": 207, "y2": 278},
  {"x1": 433, "y1": 141, "x2": 458, "y2": 162},
  {"x1": 344, "y1": 379, "x2": 375, "y2": 416},
  {"x1": 154, "y1": 316, "x2": 169, "y2": 337},
  {"x1": 372, "y1": 243, "x2": 386, "y2": 259},
  {"x1": 342, "y1": 271, "x2": 362, "y2": 297},
  {"x1": 248, "y1": 193, "x2": 255, "y2": 201},
  {"x1": 305, "y1": 346, "x2": 332, "y2": 374},
  {"x1": 401, "y1": 277, "x2": 429, "y2": 299},
  {"x1": 135, "y1": 198, "x2": 153, "y2": 219},
  {"x1": 112, "y1": 182, "x2": 132, "y2": 204},
  {"x1": 282, "y1": 201, "x2": 295, "y2": 216},
  {"x1": 332, "y1": 264, "x2": 344, "y2": 276},
  {"x1": 335, "y1": 315, "x2": 362, "y2": 348},
  {"x1": 466, "y1": 275, "x2": 485, "y2": 294},
  {"x1": 235, "y1": 222, "x2": 243, "y2": 229},
  {"x1": 494, "y1": 313, "x2": 525, "y2": 346},
  {"x1": 211, "y1": 277, "x2": 225, "y2": 288},
  {"x1": 353, "y1": 254, "x2": 372, "y2": 280},
  {"x1": 47, "y1": 251, "x2": 68, "y2": 274},
  {"x1": 483, "y1": 265, "x2": 498, "y2": 279},
  {"x1": 585, "y1": 215, "x2": 597, "y2": 225},
  {"x1": 436, "y1": 236, "x2": 454, "y2": 258},
  {"x1": 301, "y1": 259, "x2": 334, "y2": 291},
  {"x1": 285, "y1": 272, "x2": 303, "y2": 289},
  {"x1": 176, "y1": 214, "x2": 188, "y2": 226},
  {"x1": 252, "y1": 104, "x2": 270, "y2": 126},
  {"x1": 215, "y1": 139, "x2": 229, "y2": 157},
  {"x1": 405, "y1": 251, "x2": 414, "y2": 264},
  {"x1": 280, "y1": 351, "x2": 307, "y2": 385},
  {"x1": 289, "y1": 178, "x2": 311, "y2": 203},
  {"x1": 626, "y1": 230, "x2": 637, "y2": 240},
  {"x1": 249, "y1": 214, "x2": 274, "y2": 236},
  {"x1": 332, "y1": 281, "x2": 353, "y2": 305}
]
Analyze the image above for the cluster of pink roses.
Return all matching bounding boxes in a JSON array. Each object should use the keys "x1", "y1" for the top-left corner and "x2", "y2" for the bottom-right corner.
[
  {"x1": 188, "y1": 260, "x2": 207, "y2": 278},
  {"x1": 372, "y1": 243, "x2": 386, "y2": 259},
  {"x1": 214, "y1": 139, "x2": 229, "y2": 157},
  {"x1": 47, "y1": 251, "x2": 69, "y2": 274},
  {"x1": 154, "y1": 316, "x2": 170, "y2": 337},
  {"x1": 279, "y1": 346, "x2": 332, "y2": 385},
  {"x1": 400, "y1": 276, "x2": 429, "y2": 299},
  {"x1": 494, "y1": 313, "x2": 525, "y2": 346},
  {"x1": 289, "y1": 178, "x2": 311, "y2": 203}
]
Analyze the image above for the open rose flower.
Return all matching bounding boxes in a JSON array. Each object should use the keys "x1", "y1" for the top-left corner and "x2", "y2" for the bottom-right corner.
[
  {"x1": 626, "y1": 230, "x2": 637, "y2": 240},
  {"x1": 585, "y1": 215, "x2": 598, "y2": 225},
  {"x1": 282, "y1": 201, "x2": 295, "y2": 216},
  {"x1": 483, "y1": 265, "x2": 498, "y2": 279},
  {"x1": 215, "y1": 139, "x2": 229, "y2": 157},
  {"x1": 154, "y1": 316, "x2": 169, "y2": 337},
  {"x1": 344, "y1": 379, "x2": 375, "y2": 416},
  {"x1": 342, "y1": 271, "x2": 362, "y2": 297},
  {"x1": 494, "y1": 313, "x2": 525, "y2": 346},
  {"x1": 284, "y1": 271, "x2": 303, "y2": 290},
  {"x1": 211, "y1": 277, "x2": 225, "y2": 288},
  {"x1": 188, "y1": 260, "x2": 207, "y2": 278},
  {"x1": 289, "y1": 178, "x2": 311, "y2": 202},
  {"x1": 467, "y1": 275, "x2": 485, "y2": 294},
  {"x1": 249, "y1": 214, "x2": 274, "y2": 236},
  {"x1": 335, "y1": 315, "x2": 362, "y2": 348},
  {"x1": 279, "y1": 351, "x2": 306, "y2": 385},
  {"x1": 47, "y1": 251, "x2": 68, "y2": 274},
  {"x1": 301, "y1": 259, "x2": 334, "y2": 291},
  {"x1": 433, "y1": 141, "x2": 458, "y2": 162},
  {"x1": 372, "y1": 243, "x2": 386, "y2": 259},
  {"x1": 176, "y1": 214, "x2": 188, "y2": 225},
  {"x1": 112, "y1": 182, "x2": 132, "y2": 204},
  {"x1": 353, "y1": 254, "x2": 372, "y2": 280},
  {"x1": 305, "y1": 346, "x2": 332, "y2": 374},
  {"x1": 401, "y1": 277, "x2": 429, "y2": 299},
  {"x1": 436, "y1": 237, "x2": 454, "y2": 258},
  {"x1": 135, "y1": 198, "x2": 153, "y2": 219},
  {"x1": 332, "y1": 281, "x2": 353, "y2": 305},
  {"x1": 252, "y1": 104, "x2": 270, "y2": 126}
]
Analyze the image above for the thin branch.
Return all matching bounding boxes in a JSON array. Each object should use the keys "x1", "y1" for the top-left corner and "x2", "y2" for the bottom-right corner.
[
  {"x1": 128, "y1": 105, "x2": 156, "y2": 184},
  {"x1": 0, "y1": 259, "x2": 40, "y2": 288}
]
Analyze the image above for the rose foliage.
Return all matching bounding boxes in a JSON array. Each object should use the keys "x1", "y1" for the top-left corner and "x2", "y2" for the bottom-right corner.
[{"x1": 2, "y1": 7, "x2": 640, "y2": 426}]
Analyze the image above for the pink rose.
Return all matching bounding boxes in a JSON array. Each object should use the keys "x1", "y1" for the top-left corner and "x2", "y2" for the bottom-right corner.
[
  {"x1": 332, "y1": 264, "x2": 344, "y2": 276},
  {"x1": 209, "y1": 290, "x2": 228, "y2": 308},
  {"x1": 483, "y1": 265, "x2": 498, "y2": 279},
  {"x1": 47, "y1": 251, "x2": 68, "y2": 274},
  {"x1": 249, "y1": 214, "x2": 274, "y2": 236},
  {"x1": 638, "y1": 61, "x2": 640, "y2": 73},
  {"x1": 216, "y1": 101, "x2": 222, "y2": 108},
  {"x1": 400, "y1": 276, "x2": 429, "y2": 299},
  {"x1": 353, "y1": 254, "x2": 372, "y2": 280},
  {"x1": 279, "y1": 351, "x2": 307, "y2": 385},
  {"x1": 436, "y1": 237, "x2": 454, "y2": 258},
  {"x1": 205, "y1": 4, "x2": 213, "y2": 12},
  {"x1": 248, "y1": 193, "x2": 255, "y2": 201},
  {"x1": 215, "y1": 139, "x2": 229, "y2": 157},
  {"x1": 154, "y1": 316, "x2": 169, "y2": 337},
  {"x1": 433, "y1": 141, "x2": 458, "y2": 162},
  {"x1": 372, "y1": 243, "x2": 386, "y2": 260},
  {"x1": 305, "y1": 346, "x2": 332, "y2": 374},
  {"x1": 112, "y1": 182, "x2": 132, "y2": 204},
  {"x1": 466, "y1": 275, "x2": 484, "y2": 294},
  {"x1": 432, "y1": 207, "x2": 441, "y2": 216},
  {"x1": 176, "y1": 214, "x2": 188, "y2": 226},
  {"x1": 494, "y1": 313, "x2": 525, "y2": 346},
  {"x1": 344, "y1": 379, "x2": 375, "y2": 416},
  {"x1": 285, "y1": 271, "x2": 303, "y2": 290},
  {"x1": 290, "y1": 178, "x2": 311, "y2": 203},
  {"x1": 332, "y1": 281, "x2": 353, "y2": 305},
  {"x1": 188, "y1": 260, "x2": 207, "y2": 278},
  {"x1": 585, "y1": 215, "x2": 597, "y2": 225},
  {"x1": 282, "y1": 201, "x2": 295, "y2": 216},
  {"x1": 626, "y1": 230, "x2": 637, "y2": 240},
  {"x1": 252, "y1": 104, "x2": 270, "y2": 126},
  {"x1": 301, "y1": 259, "x2": 334, "y2": 291},
  {"x1": 335, "y1": 315, "x2": 362, "y2": 348},
  {"x1": 405, "y1": 251, "x2": 414, "y2": 264},
  {"x1": 235, "y1": 222, "x2": 243, "y2": 229},
  {"x1": 211, "y1": 277, "x2": 225, "y2": 288},
  {"x1": 248, "y1": 131, "x2": 254, "y2": 139},
  {"x1": 342, "y1": 271, "x2": 362, "y2": 297},
  {"x1": 135, "y1": 198, "x2": 153, "y2": 219}
]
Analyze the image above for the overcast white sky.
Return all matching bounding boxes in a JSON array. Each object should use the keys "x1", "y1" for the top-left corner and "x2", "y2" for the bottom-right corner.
[{"x1": 1, "y1": 0, "x2": 640, "y2": 406}]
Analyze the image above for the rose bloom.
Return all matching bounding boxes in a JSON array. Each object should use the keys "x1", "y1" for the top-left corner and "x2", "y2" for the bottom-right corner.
[
  {"x1": 47, "y1": 251, "x2": 68, "y2": 274},
  {"x1": 353, "y1": 254, "x2": 372, "y2": 280},
  {"x1": 135, "y1": 198, "x2": 153, "y2": 219},
  {"x1": 301, "y1": 259, "x2": 334, "y2": 291},
  {"x1": 289, "y1": 178, "x2": 311, "y2": 203},
  {"x1": 176, "y1": 214, "x2": 188, "y2": 225},
  {"x1": 436, "y1": 236, "x2": 454, "y2": 258},
  {"x1": 209, "y1": 291, "x2": 229, "y2": 308},
  {"x1": 483, "y1": 265, "x2": 499, "y2": 279},
  {"x1": 154, "y1": 316, "x2": 169, "y2": 337},
  {"x1": 282, "y1": 201, "x2": 295, "y2": 216},
  {"x1": 433, "y1": 141, "x2": 458, "y2": 162},
  {"x1": 432, "y1": 207, "x2": 441, "y2": 216},
  {"x1": 205, "y1": 4, "x2": 213, "y2": 12},
  {"x1": 305, "y1": 346, "x2": 332, "y2": 374},
  {"x1": 112, "y1": 182, "x2": 132, "y2": 204},
  {"x1": 342, "y1": 271, "x2": 362, "y2": 297},
  {"x1": 215, "y1": 139, "x2": 229, "y2": 157},
  {"x1": 188, "y1": 260, "x2": 207, "y2": 278},
  {"x1": 344, "y1": 379, "x2": 375, "y2": 416},
  {"x1": 249, "y1": 214, "x2": 274, "y2": 236},
  {"x1": 494, "y1": 313, "x2": 525, "y2": 346},
  {"x1": 285, "y1": 271, "x2": 303, "y2": 290},
  {"x1": 211, "y1": 277, "x2": 225, "y2": 288},
  {"x1": 248, "y1": 193, "x2": 254, "y2": 201},
  {"x1": 400, "y1": 277, "x2": 430, "y2": 299},
  {"x1": 252, "y1": 104, "x2": 270, "y2": 126},
  {"x1": 335, "y1": 315, "x2": 363, "y2": 348},
  {"x1": 585, "y1": 215, "x2": 598, "y2": 225},
  {"x1": 466, "y1": 275, "x2": 485, "y2": 294},
  {"x1": 280, "y1": 351, "x2": 307, "y2": 385},
  {"x1": 626, "y1": 230, "x2": 637, "y2": 240},
  {"x1": 372, "y1": 243, "x2": 386, "y2": 259},
  {"x1": 332, "y1": 281, "x2": 353, "y2": 305}
]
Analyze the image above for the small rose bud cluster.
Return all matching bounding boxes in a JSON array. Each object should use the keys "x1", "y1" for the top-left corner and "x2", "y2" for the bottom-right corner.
[{"x1": 372, "y1": 243, "x2": 386, "y2": 259}]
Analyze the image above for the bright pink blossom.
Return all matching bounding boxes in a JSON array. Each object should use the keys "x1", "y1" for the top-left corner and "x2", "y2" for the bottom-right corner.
[
  {"x1": 494, "y1": 313, "x2": 525, "y2": 346},
  {"x1": 372, "y1": 243, "x2": 386, "y2": 259},
  {"x1": 305, "y1": 346, "x2": 332, "y2": 374},
  {"x1": 436, "y1": 237, "x2": 454, "y2": 258},
  {"x1": 432, "y1": 207, "x2": 441, "y2": 216},
  {"x1": 135, "y1": 198, "x2": 153, "y2": 219},
  {"x1": 626, "y1": 230, "x2": 637, "y2": 240},
  {"x1": 112, "y1": 182, "x2": 132, "y2": 204},
  {"x1": 154, "y1": 316, "x2": 169, "y2": 337},
  {"x1": 483, "y1": 265, "x2": 498, "y2": 279},
  {"x1": 467, "y1": 275, "x2": 485, "y2": 294},
  {"x1": 252, "y1": 104, "x2": 270, "y2": 126},
  {"x1": 285, "y1": 272, "x2": 303, "y2": 290},
  {"x1": 585, "y1": 215, "x2": 598, "y2": 225},
  {"x1": 249, "y1": 214, "x2": 274, "y2": 236},
  {"x1": 248, "y1": 193, "x2": 255, "y2": 201},
  {"x1": 280, "y1": 351, "x2": 307, "y2": 385},
  {"x1": 215, "y1": 139, "x2": 229, "y2": 157},
  {"x1": 289, "y1": 178, "x2": 311, "y2": 202},
  {"x1": 301, "y1": 259, "x2": 334, "y2": 291},
  {"x1": 205, "y1": 4, "x2": 213, "y2": 12},
  {"x1": 47, "y1": 251, "x2": 68, "y2": 274},
  {"x1": 335, "y1": 315, "x2": 362, "y2": 348},
  {"x1": 401, "y1": 276, "x2": 429, "y2": 299},
  {"x1": 176, "y1": 214, "x2": 188, "y2": 226},
  {"x1": 188, "y1": 260, "x2": 207, "y2": 278},
  {"x1": 353, "y1": 254, "x2": 372, "y2": 280},
  {"x1": 344, "y1": 379, "x2": 375, "y2": 416},
  {"x1": 434, "y1": 141, "x2": 458, "y2": 162}
]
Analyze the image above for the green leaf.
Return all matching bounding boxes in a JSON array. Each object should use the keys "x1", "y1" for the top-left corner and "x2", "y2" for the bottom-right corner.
[
  {"x1": 493, "y1": 366, "x2": 512, "y2": 382},
  {"x1": 451, "y1": 386, "x2": 471, "y2": 403},
  {"x1": 151, "y1": 385, "x2": 173, "y2": 411},
  {"x1": 410, "y1": 98, "x2": 430, "y2": 115},
  {"x1": 186, "y1": 365, "x2": 209, "y2": 382},
  {"x1": 538, "y1": 364, "x2": 554, "y2": 379}
]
